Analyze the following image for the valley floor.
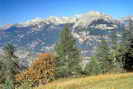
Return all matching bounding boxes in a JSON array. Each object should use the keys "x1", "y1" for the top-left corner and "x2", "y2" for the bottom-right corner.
[{"x1": 35, "y1": 73, "x2": 133, "y2": 89}]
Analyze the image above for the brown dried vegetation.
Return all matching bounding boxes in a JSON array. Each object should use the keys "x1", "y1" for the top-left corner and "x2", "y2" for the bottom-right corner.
[{"x1": 16, "y1": 53, "x2": 55, "y2": 86}]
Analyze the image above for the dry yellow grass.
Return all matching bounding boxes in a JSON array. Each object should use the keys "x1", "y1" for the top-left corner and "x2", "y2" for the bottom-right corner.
[{"x1": 35, "y1": 73, "x2": 133, "y2": 89}]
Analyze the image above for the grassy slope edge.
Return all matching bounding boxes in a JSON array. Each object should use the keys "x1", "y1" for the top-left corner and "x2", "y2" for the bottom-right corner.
[{"x1": 35, "y1": 73, "x2": 133, "y2": 89}]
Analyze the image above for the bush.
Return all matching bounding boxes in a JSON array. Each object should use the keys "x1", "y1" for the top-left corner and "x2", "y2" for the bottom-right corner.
[
  {"x1": 3, "y1": 79, "x2": 14, "y2": 89},
  {"x1": 15, "y1": 80, "x2": 33, "y2": 89},
  {"x1": 16, "y1": 53, "x2": 55, "y2": 86}
]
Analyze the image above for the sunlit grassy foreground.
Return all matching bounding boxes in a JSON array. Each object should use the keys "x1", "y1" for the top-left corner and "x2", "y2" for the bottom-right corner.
[{"x1": 35, "y1": 73, "x2": 133, "y2": 89}]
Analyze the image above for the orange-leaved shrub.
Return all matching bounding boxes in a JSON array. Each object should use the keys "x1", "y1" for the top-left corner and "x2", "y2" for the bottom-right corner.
[{"x1": 16, "y1": 53, "x2": 55, "y2": 86}]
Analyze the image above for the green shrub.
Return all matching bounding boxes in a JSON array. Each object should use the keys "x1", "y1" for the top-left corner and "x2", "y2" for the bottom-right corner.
[
  {"x1": 15, "y1": 80, "x2": 33, "y2": 89},
  {"x1": 3, "y1": 79, "x2": 14, "y2": 89}
]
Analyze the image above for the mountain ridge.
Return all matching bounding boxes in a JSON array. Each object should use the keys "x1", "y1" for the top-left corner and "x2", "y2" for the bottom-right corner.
[
  {"x1": 0, "y1": 11, "x2": 132, "y2": 63},
  {"x1": 0, "y1": 11, "x2": 118, "y2": 29}
]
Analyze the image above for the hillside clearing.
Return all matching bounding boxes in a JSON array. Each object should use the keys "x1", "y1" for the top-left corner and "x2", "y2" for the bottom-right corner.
[{"x1": 35, "y1": 73, "x2": 133, "y2": 89}]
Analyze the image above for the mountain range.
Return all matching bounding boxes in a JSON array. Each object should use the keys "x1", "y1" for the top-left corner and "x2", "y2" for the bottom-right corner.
[{"x1": 0, "y1": 11, "x2": 133, "y2": 62}]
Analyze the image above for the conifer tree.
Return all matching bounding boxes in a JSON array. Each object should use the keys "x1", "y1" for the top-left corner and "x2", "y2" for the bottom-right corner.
[
  {"x1": 55, "y1": 26, "x2": 81, "y2": 77},
  {"x1": 3, "y1": 44, "x2": 19, "y2": 81},
  {"x1": 109, "y1": 31, "x2": 121, "y2": 67},
  {"x1": 95, "y1": 39, "x2": 113, "y2": 73},
  {"x1": 0, "y1": 43, "x2": 19, "y2": 87},
  {"x1": 121, "y1": 19, "x2": 133, "y2": 71},
  {"x1": 84, "y1": 56, "x2": 102, "y2": 75}
]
